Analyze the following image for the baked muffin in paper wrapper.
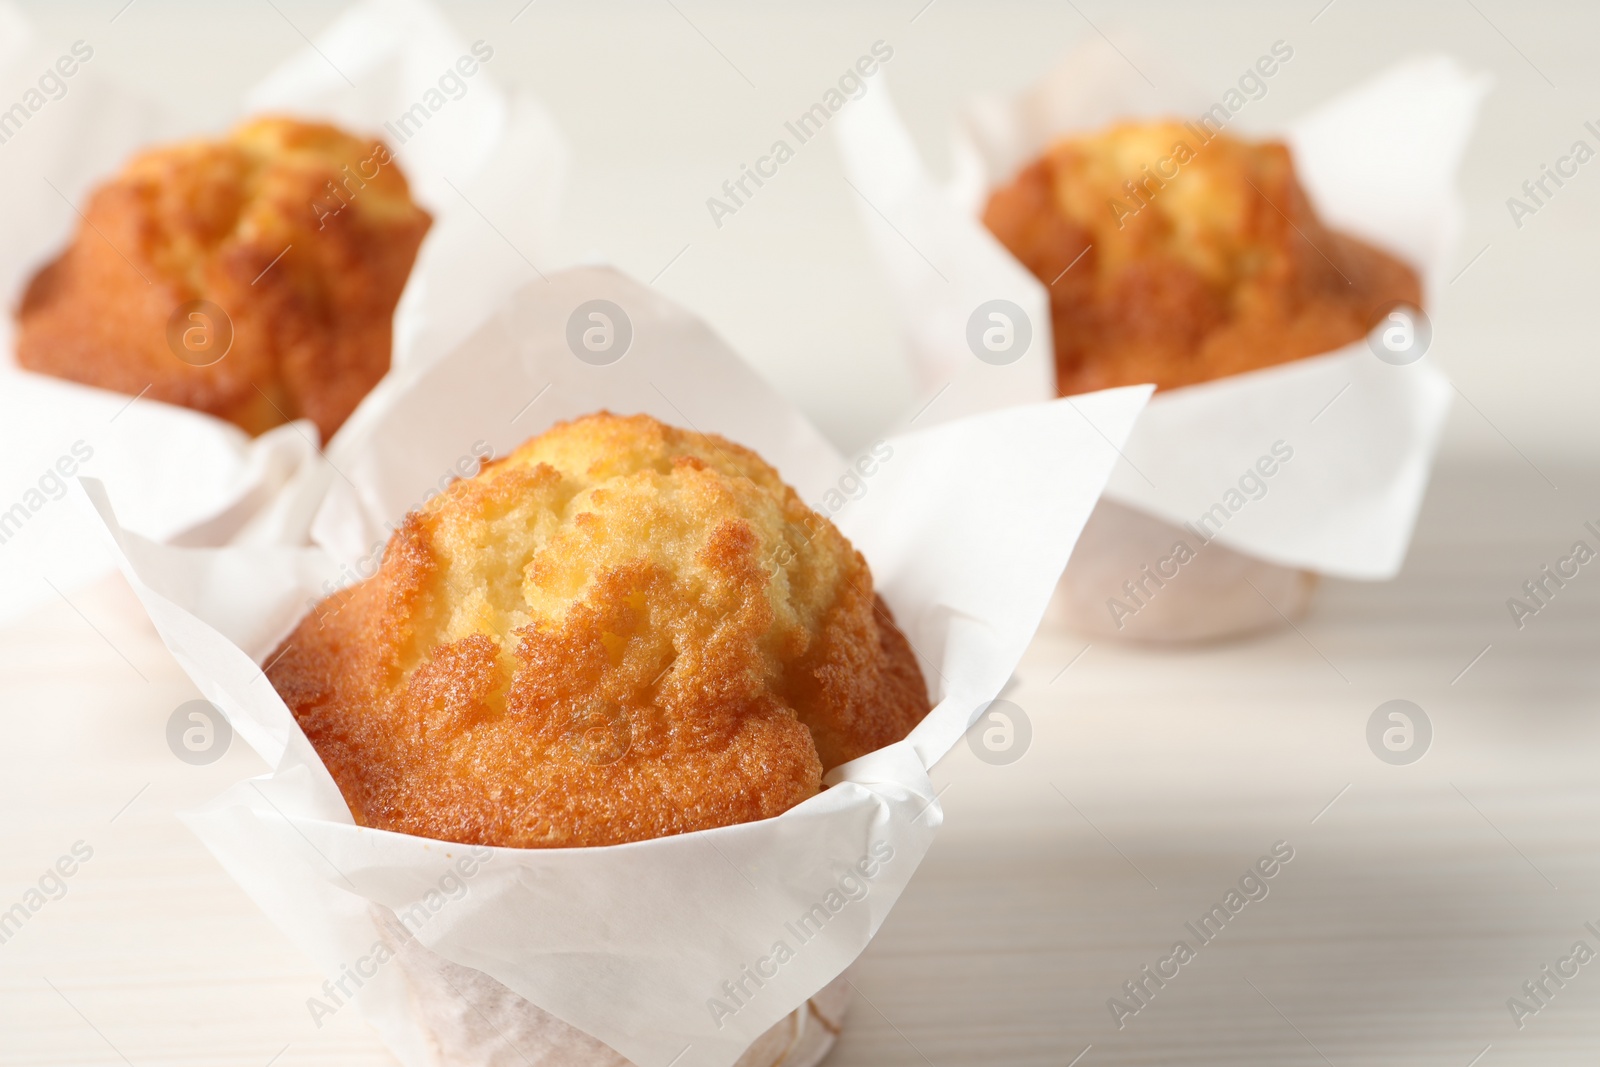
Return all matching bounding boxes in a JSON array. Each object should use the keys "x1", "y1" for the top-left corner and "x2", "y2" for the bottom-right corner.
[
  {"x1": 835, "y1": 39, "x2": 1488, "y2": 641},
  {"x1": 0, "y1": 0, "x2": 566, "y2": 622},
  {"x1": 78, "y1": 267, "x2": 1148, "y2": 1066}
]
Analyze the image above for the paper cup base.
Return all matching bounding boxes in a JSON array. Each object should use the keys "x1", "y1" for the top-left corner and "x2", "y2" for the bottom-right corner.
[
  {"x1": 382, "y1": 907, "x2": 851, "y2": 1067},
  {"x1": 1049, "y1": 501, "x2": 1318, "y2": 643}
]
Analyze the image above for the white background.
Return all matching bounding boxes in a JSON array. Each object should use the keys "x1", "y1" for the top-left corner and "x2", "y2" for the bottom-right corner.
[{"x1": 8, "y1": 0, "x2": 1597, "y2": 459}]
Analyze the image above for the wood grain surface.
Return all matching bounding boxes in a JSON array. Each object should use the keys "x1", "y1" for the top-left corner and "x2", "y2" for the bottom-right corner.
[{"x1": 2, "y1": 460, "x2": 1596, "y2": 1066}]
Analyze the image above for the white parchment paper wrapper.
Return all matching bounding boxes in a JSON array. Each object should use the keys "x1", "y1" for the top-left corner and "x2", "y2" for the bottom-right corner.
[
  {"x1": 80, "y1": 266, "x2": 1150, "y2": 1066},
  {"x1": 0, "y1": 0, "x2": 565, "y2": 620},
  {"x1": 836, "y1": 44, "x2": 1488, "y2": 581}
]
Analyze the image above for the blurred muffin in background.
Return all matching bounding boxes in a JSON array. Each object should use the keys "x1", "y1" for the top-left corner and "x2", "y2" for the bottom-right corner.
[
  {"x1": 16, "y1": 116, "x2": 430, "y2": 440},
  {"x1": 983, "y1": 120, "x2": 1421, "y2": 395}
]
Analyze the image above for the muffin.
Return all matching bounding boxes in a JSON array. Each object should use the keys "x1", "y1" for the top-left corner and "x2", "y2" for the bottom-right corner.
[
  {"x1": 982, "y1": 121, "x2": 1423, "y2": 641},
  {"x1": 16, "y1": 116, "x2": 430, "y2": 440},
  {"x1": 982, "y1": 120, "x2": 1421, "y2": 395},
  {"x1": 267, "y1": 412, "x2": 931, "y2": 848}
]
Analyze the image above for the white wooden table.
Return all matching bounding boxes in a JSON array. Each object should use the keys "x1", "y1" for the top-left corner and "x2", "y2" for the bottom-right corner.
[{"x1": 3, "y1": 458, "x2": 1596, "y2": 1066}]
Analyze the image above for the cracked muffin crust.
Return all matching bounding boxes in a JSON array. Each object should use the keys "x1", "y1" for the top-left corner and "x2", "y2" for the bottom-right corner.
[
  {"x1": 983, "y1": 120, "x2": 1422, "y2": 395},
  {"x1": 268, "y1": 412, "x2": 930, "y2": 848},
  {"x1": 16, "y1": 116, "x2": 430, "y2": 439}
]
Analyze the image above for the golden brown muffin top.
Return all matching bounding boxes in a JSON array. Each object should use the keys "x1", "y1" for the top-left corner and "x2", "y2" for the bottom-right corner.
[
  {"x1": 983, "y1": 120, "x2": 1421, "y2": 394},
  {"x1": 269, "y1": 413, "x2": 930, "y2": 849},
  {"x1": 16, "y1": 116, "x2": 430, "y2": 439},
  {"x1": 122, "y1": 117, "x2": 424, "y2": 286}
]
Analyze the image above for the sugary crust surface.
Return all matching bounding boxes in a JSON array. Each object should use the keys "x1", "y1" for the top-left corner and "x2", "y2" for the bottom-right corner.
[
  {"x1": 982, "y1": 121, "x2": 1423, "y2": 394},
  {"x1": 269, "y1": 413, "x2": 930, "y2": 848},
  {"x1": 16, "y1": 116, "x2": 430, "y2": 439}
]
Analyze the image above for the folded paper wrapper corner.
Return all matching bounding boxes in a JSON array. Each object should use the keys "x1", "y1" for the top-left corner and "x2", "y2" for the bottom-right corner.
[{"x1": 835, "y1": 46, "x2": 1489, "y2": 582}]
